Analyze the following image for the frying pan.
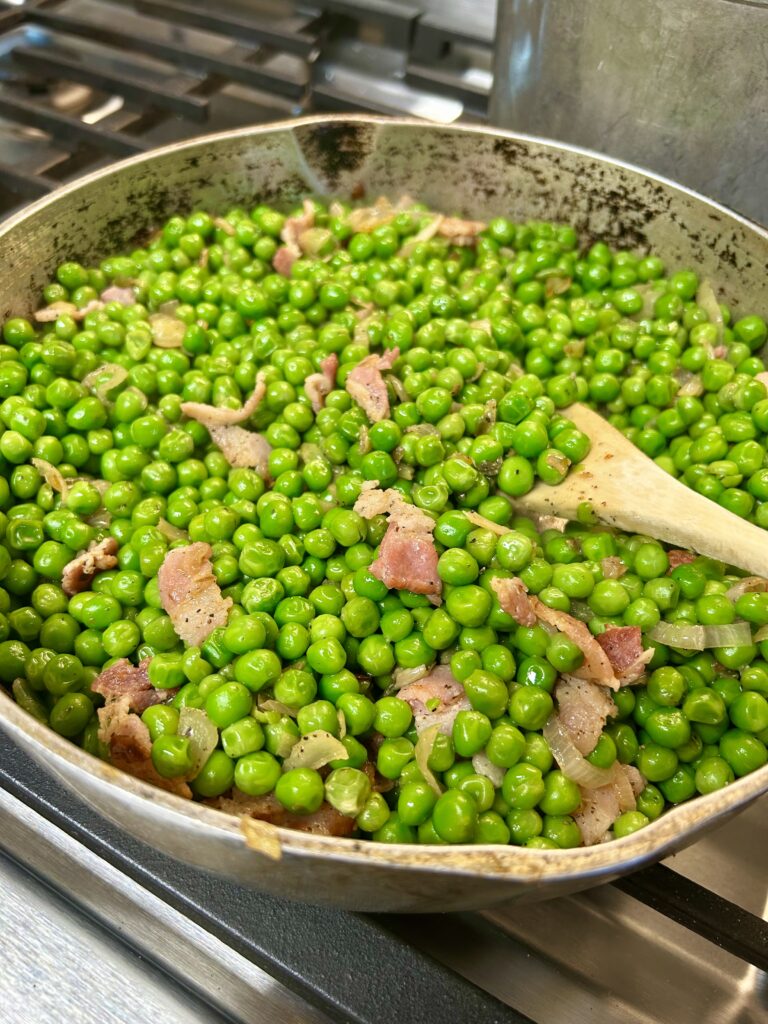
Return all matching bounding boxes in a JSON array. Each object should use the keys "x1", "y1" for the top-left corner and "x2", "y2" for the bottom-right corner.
[{"x1": 1, "y1": 115, "x2": 767, "y2": 913}]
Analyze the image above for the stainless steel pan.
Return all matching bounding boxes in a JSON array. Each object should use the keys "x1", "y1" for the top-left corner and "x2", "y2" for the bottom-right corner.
[{"x1": 1, "y1": 115, "x2": 767, "y2": 913}]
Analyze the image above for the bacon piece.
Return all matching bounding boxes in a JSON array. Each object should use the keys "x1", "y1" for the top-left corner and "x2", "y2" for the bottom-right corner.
[
  {"x1": 596, "y1": 626, "x2": 654, "y2": 685},
  {"x1": 98, "y1": 697, "x2": 192, "y2": 798},
  {"x1": 555, "y1": 675, "x2": 617, "y2": 755},
  {"x1": 668, "y1": 549, "x2": 696, "y2": 570},
  {"x1": 573, "y1": 764, "x2": 642, "y2": 846},
  {"x1": 345, "y1": 348, "x2": 400, "y2": 423},
  {"x1": 100, "y1": 285, "x2": 136, "y2": 306},
  {"x1": 61, "y1": 537, "x2": 119, "y2": 596},
  {"x1": 273, "y1": 245, "x2": 298, "y2": 277},
  {"x1": 304, "y1": 352, "x2": 339, "y2": 412},
  {"x1": 491, "y1": 577, "x2": 537, "y2": 627},
  {"x1": 157, "y1": 542, "x2": 232, "y2": 647},
  {"x1": 181, "y1": 371, "x2": 267, "y2": 428},
  {"x1": 34, "y1": 299, "x2": 103, "y2": 323},
  {"x1": 601, "y1": 556, "x2": 627, "y2": 579},
  {"x1": 272, "y1": 199, "x2": 316, "y2": 277},
  {"x1": 91, "y1": 658, "x2": 175, "y2": 713},
  {"x1": 531, "y1": 598, "x2": 620, "y2": 689},
  {"x1": 211, "y1": 790, "x2": 355, "y2": 836},
  {"x1": 398, "y1": 665, "x2": 470, "y2": 735},
  {"x1": 354, "y1": 484, "x2": 440, "y2": 601},
  {"x1": 437, "y1": 216, "x2": 486, "y2": 246},
  {"x1": 208, "y1": 424, "x2": 271, "y2": 476}
]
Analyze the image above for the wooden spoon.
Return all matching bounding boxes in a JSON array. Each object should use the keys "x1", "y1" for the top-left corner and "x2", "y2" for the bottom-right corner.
[{"x1": 518, "y1": 403, "x2": 768, "y2": 577}]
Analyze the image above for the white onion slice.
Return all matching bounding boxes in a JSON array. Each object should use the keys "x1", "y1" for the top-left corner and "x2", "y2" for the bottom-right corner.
[
  {"x1": 391, "y1": 664, "x2": 432, "y2": 692},
  {"x1": 150, "y1": 313, "x2": 185, "y2": 348},
  {"x1": 649, "y1": 620, "x2": 753, "y2": 650},
  {"x1": 471, "y1": 751, "x2": 505, "y2": 789},
  {"x1": 157, "y1": 518, "x2": 188, "y2": 542},
  {"x1": 256, "y1": 695, "x2": 298, "y2": 718},
  {"x1": 414, "y1": 723, "x2": 443, "y2": 796},
  {"x1": 282, "y1": 730, "x2": 347, "y2": 771},
  {"x1": 725, "y1": 576, "x2": 768, "y2": 602},
  {"x1": 82, "y1": 363, "x2": 129, "y2": 402},
  {"x1": 696, "y1": 279, "x2": 724, "y2": 342},
  {"x1": 755, "y1": 624, "x2": 768, "y2": 643},
  {"x1": 31, "y1": 458, "x2": 69, "y2": 500},
  {"x1": 463, "y1": 511, "x2": 510, "y2": 536},
  {"x1": 543, "y1": 714, "x2": 615, "y2": 790},
  {"x1": 178, "y1": 707, "x2": 218, "y2": 776}
]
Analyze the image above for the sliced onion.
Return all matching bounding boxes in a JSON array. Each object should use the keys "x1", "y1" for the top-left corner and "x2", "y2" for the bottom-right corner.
[
  {"x1": 31, "y1": 458, "x2": 69, "y2": 500},
  {"x1": 463, "y1": 511, "x2": 510, "y2": 536},
  {"x1": 358, "y1": 425, "x2": 371, "y2": 455},
  {"x1": 256, "y1": 695, "x2": 298, "y2": 718},
  {"x1": 569, "y1": 600, "x2": 593, "y2": 623},
  {"x1": 469, "y1": 318, "x2": 492, "y2": 334},
  {"x1": 399, "y1": 214, "x2": 444, "y2": 257},
  {"x1": 299, "y1": 227, "x2": 333, "y2": 257},
  {"x1": 544, "y1": 275, "x2": 572, "y2": 298},
  {"x1": 754, "y1": 624, "x2": 768, "y2": 643},
  {"x1": 674, "y1": 369, "x2": 704, "y2": 397},
  {"x1": 282, "y1": 729, "x2": 347, "y2": 771},
  {"x1": 649, "y1": 620, "x2": 753, "y2": 650},
  {"x1": 543, "y1": 714, "x2": 615, "y2": 789},
  {"x1": 150, "y1": 313, "x2": 185, "y2": 348},
  {"x1": 353, "y1": 301, "x2": 375, "y2": 320},
  {"x1": 337, "y1": 709, "x2": 347, "y2": 739},
  {"x1": 387, "y1": 373, "x2": 407, "y2": 403},
  {"x1": 157, "y1": 518, "x2": 188, "y2": 542},
  {"x1": 391, "y1": 664, "x2": 432, "y2": 691},
  {"x1": 100, "y1": 284, "x2": 136, "y2": 306},
  {"x1": 213, "y1": 216, "x2": 236, "y2": 236},
  {"x1": 414, "y1": 723, "x2": 443, "y2": 796},
  {"x1": 725, "y1": 576, "x2": 768, "y2": 602},
  {"x1": 178, "y1": 707, "x2": 218, "y2": 776},
  {"x1": 471, "y1": 751, "x2": 505, "y2": 788},
  {"x1": 696, "y1": 279, "x2": 723, "y2": 342},
  {"x1": 476, "y1": 399, "x2": 497, "y2": 435},
  {"x1": 85, "y1": 508, "x2": 112, "y2": 528},
  {"x1": 601, "y1": 556, "x2": 627, "y2": 579},
  {"x1": 348, "y1": 197, "x2": 396, "y2": 233},
  {"x1": 82, "y1": 363, "x2": 129, "y2": 403},
  {"x1": 610, "y1": 763, "x2": 637, "y2": 812},
  {"x1": 545, "y1": 450, "x2": 571, "y2": 475},
  {"x1": 405, "y1": 423, "x2": 441, "y2": 437}
]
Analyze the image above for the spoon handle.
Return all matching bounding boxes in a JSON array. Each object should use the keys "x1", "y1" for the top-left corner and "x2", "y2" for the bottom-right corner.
[{"x1": 519, "y1": 404, "x2": 768, "y2": 577}]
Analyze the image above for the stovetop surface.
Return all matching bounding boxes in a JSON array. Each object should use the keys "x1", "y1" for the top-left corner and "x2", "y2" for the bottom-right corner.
[{"x1": 0, "y1": 3, "x2": 765, "y2": 1022}]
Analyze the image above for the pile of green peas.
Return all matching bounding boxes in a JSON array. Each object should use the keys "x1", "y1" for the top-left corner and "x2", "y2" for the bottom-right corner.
[{"x1": 0, "y1": 197, "x2": 767, "y2": 848}]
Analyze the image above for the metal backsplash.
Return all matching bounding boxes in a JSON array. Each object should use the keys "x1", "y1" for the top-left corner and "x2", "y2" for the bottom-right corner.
[{"x1": 490, "y1": 0, "x2": 768, "y2": 226}]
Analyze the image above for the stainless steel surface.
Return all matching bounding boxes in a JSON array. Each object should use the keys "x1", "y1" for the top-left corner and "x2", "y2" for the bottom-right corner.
[
  {"x1": 490, "y1": 0, "x2": 768, "y2": 225},
  {"x1": 0, "y1": 114, "x2": 767, "y2": 913},
  {"x1": 0, "y1": 786, "x2": 327, "y2": 1024},
  {"x1": 411, "y1": 798, "x2": 768, "y2": 1023}
]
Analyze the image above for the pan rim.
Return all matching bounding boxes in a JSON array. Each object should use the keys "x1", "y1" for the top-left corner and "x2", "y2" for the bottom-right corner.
[{"x1": 1, "y1": 113, "x2": 767, "y2": 882}]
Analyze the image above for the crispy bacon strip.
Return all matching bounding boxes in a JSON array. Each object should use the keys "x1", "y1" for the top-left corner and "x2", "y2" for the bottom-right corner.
[
  {"x1": 398, "y1": 665, "x2": 470, "y2": 735},
  {"x1": 34, "y1": 299, "x2": 103, "y2": 322},
  {"x1": 157, "y1": 542, "x2": 232, "y2": 647},
  {"x1": 181, "y1": 371, "x2": 267, "y2": 427},
  {"x1": 345, "y1": 348, "x2": 399, "y2": 422},
  {"x1": 98, "y1": 697, "x2": 192, "y2": 798},
  {"x1": 596, "y1": 626, "x2": 654, "y2": 685},
  {"x1": 491, "y1": 577, "x2": 537, "y2": 627},
  {"x1": 354, "y1": 484, "x2": 441, "y2": 601},
  {"x1": 211, "y1": 790, "x2": 355, "y2": 836},
  {"x1": 61, "y1": 537, "x2": 118, "y2": 596},
  {"x1": 531, "y1": 597, "x2": 620, "y2": 689},
  {"x1": 91, "y1": 658, "x2": 174, "y2": 713},
  {"x1": 555, "y1": 675, "x2": 616, "y2": 756},
  {"x1": 304, "y1": 352, "x2": 339, "y2": 412}
]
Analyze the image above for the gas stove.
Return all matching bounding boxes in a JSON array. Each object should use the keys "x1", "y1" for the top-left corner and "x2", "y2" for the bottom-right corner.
[{"x1": 0, "y1": 3, "x2": 766, "y2": 1022}]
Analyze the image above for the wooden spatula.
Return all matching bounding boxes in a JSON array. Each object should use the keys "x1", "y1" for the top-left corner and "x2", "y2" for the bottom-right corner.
[{"x1": 518, "y1": 403, "x2": 768, "y2": 577}]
